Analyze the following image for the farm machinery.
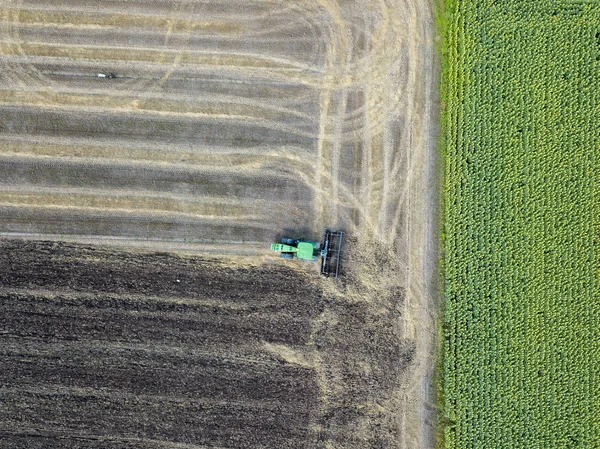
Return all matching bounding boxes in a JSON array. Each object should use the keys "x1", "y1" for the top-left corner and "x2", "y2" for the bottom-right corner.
[{"x1": 270, "y1": 228, "x2": 344, "y2": 277}]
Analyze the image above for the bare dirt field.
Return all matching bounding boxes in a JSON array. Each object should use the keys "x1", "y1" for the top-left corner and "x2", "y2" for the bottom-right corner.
[{"x1": 0, "y1": 0, "x2": 440, "y2": 448}]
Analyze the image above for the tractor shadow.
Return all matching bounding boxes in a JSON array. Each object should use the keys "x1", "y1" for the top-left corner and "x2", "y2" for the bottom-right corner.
[{"x1": 275, "y1": 227, "x2": 320, "y2": 244}]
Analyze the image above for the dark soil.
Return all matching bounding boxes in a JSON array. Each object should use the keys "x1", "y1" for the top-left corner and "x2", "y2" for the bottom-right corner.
[{"x1": 0, "y1": 239, "x2": 414, "y2": 448}]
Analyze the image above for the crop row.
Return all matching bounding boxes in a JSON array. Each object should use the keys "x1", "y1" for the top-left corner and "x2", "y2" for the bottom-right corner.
[{"x1": 442, "y1": 1, "x2": 600, "y2": 448}]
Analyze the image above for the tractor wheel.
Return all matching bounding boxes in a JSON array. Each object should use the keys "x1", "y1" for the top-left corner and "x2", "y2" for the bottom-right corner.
[
  {"x1": 280, "y1": 252, "x2": 294, "y2": 259},
  {"x1": 281, "y1": 238, "x2": 296, "y2": 245}
]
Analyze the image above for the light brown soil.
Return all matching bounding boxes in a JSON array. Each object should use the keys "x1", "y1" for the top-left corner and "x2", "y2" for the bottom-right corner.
[{"x1": 0, "y1": 0, "x2": 440, "y2": 447}]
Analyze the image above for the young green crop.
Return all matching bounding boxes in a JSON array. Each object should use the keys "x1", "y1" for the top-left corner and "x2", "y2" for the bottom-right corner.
[{"x1": 442, "y1": 1, "x2": 600, "y2": 448}]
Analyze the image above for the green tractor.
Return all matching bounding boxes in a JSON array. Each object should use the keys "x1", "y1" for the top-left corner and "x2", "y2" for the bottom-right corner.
[{"x1": 270, "y1": 228, "x2": 344, "y2": 277}]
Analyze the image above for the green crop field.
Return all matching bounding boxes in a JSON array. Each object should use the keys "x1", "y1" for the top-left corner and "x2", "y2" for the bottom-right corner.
[{"x1": 442, "y1": 0, "x2": 600, "y2": 448}]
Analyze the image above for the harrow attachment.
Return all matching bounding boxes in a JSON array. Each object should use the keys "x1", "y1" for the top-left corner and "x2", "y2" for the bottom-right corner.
[{"x1": 320, "y1": 228, "x2": 344, "y2": 278}]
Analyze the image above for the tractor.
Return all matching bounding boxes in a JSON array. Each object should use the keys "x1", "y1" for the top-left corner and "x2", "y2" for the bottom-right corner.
[{"x1": 270, "y1": 228, "x2": 344, "y2": 277}]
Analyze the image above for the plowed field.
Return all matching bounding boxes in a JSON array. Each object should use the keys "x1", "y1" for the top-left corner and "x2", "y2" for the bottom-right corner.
[{"x1": 0, "y1": 0, "x2": 440, "y2": 448}]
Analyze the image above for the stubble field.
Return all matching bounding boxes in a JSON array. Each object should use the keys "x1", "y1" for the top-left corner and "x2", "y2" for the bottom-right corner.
[{"x1": 0, "y1": 0, "x2": 440, "y2": 448}]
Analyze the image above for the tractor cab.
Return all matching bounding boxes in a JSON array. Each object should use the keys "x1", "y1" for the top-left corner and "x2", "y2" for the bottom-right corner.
[{"x1": 270, "y1": 240, "x2": 320, "y2": 262}]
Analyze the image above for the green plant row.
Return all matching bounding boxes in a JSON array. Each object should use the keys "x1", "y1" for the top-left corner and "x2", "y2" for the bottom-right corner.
[{"x1": 442, "y1": 1, "x2": 600, "y2": 447}]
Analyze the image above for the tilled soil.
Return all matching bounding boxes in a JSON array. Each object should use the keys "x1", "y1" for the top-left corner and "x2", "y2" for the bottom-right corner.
[{"x1": 0, "y1": 239, "x2": 415, "y2": 448}]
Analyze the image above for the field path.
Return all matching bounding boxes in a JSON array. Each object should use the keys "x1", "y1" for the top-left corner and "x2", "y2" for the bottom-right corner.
[{"x1": 308, "y1": 1, "x2": 440, "y2": 447}]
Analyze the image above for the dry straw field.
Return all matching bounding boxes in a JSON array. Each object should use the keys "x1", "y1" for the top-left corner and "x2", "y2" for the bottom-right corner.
[{"x1": 0, "y1": 0, "x2": 440, "y2": 447}]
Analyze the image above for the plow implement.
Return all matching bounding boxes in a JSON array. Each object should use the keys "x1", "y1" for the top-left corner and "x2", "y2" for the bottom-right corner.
[{"x1": 319, "y1": 228, "x2": 343, "y2": 278}]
